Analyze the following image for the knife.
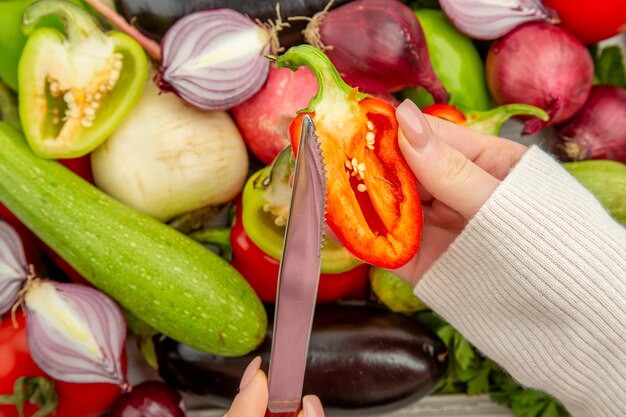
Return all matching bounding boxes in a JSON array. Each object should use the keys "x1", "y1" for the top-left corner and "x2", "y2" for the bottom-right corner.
[{"x1": 265, "y1": 115, "x2": 326, "y2": 417}]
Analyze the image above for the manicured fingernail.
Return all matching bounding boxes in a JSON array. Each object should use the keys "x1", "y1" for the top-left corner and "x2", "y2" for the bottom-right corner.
[
  {"x1": 396, "y1": 99, "x2": 431, "y2": 149},
  {"x1": 239, "y1": 356, "x2": 261, "y2": 391},
  {"x1": 302, "y1": 395, "x2": 324, "y2": 417}
]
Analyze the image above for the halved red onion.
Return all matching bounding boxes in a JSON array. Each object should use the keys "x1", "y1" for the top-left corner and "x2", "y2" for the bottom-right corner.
[
  {"x1": 0, "y1": 221, "x2": 29, "y2": 315},
  {"x1": 156, "y1": 9, "x2": 271, "y2": 111},
  {"x1": 439, "y1": 0, "x2": 557, "y2": 40},
  {"x1": 24, "y1": 281, "x2": 127, "y2": 386}
]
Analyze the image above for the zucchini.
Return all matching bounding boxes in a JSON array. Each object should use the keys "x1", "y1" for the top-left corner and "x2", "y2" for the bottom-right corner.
[{"x1": 0, "y1": 123, "x2": 266, "y2": 356}]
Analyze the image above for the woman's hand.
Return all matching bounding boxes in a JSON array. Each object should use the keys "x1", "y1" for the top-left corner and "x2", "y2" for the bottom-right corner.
[
  {"x1": 224, "y1": 357, "x2": 325, "y2": 417},
  {"x1": 394, "y1": 99, "x2": 528, "y2": 285}
]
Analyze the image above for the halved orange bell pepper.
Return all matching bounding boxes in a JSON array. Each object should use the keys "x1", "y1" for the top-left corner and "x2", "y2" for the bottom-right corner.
[{"x1": 278, "y1": 45, "x2": 422, "y2": 269}]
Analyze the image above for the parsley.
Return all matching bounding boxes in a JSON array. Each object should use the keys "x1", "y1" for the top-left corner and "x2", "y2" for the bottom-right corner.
[
  {"x1": 412, "y1": 311, "x2": 571, "y2": 417},
  {"x1": 591, "y1": 44, "x2": 626, "y2": 88}
]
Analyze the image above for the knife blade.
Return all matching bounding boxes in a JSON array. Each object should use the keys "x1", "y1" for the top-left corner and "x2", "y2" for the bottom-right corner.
[{"x1": 266, "y1": 115, "x2": 326, "y2": 416}]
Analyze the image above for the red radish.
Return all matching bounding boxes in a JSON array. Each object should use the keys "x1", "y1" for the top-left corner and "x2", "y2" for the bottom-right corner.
[{"x1": 231, "y1": 65, "x2": 318, "y2": 164}]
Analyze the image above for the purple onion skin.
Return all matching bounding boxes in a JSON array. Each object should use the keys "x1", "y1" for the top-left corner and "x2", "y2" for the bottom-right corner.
[
  {"x1": 110, "y1": 381, "x2": 186, "y2": 417},
  {"x1": 552, "y1": 85, "x2": 626, "y2": 163},
  {"x1": 486, "y1": 22, "x2": 594, "y2": 135},
  {"x1": 317, "y1": 0, "x2": 449, "y2": 102},
  {"x1": 0, "y1": 221, "x2": 28, "y2": 316}
]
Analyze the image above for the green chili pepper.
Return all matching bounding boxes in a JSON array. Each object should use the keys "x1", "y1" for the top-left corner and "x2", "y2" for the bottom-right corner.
[
  {"x1": 18, "y1": 0, "x2": 147, "y2": 159},
  {"x1": 403, "y1": 9, "x2": 490, "y2": 111}
]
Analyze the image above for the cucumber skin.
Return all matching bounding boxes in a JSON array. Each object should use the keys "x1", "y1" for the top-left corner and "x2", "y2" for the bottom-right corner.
[{"x1": 0, "y1": 123, "x2": 267, "y2": 356}]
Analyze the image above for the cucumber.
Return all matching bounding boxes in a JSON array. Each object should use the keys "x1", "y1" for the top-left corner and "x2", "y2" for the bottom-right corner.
[{"x1": 0, "y1": 123, "x2": 266, "y2": 356}]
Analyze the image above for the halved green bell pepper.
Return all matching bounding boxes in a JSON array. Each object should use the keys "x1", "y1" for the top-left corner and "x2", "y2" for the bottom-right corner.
[
  {"x1": 403, "y1": 9, "x2": 490, "y2": 111},
  {"x1": 18, "y1": 0, "x2": 147, "y2": 159},
  {"x1": 242, "y1": 147, "x2": 363, "y2": 274}
]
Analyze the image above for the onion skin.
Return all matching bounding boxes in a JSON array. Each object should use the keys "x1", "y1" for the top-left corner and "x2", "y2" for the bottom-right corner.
[
  {"x1": 0, "y1": 221, "x2": 28, "y2": 316},
  {"x1": 486, "y1": 22, "x2": 593, "y2": 135},
  {"x1": 551, "y1": 85, "x2": 626, "y2": 163},
  {"x1": 439, "y1": 0, "x2": 557, "y2": 40},
  {"x1": 311, "y1": 0, "x2": 449, "y2": 101}
]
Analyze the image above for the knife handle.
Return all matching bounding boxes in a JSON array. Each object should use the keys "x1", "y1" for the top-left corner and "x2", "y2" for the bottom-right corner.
[{"x1": 264, "y1": 409, "x2": 300, "y2": 417}]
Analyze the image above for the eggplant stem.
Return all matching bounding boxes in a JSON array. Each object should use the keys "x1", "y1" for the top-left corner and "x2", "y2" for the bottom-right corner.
[{"x1": 82, "y1": 0, "x2": 162, "y2": 61}]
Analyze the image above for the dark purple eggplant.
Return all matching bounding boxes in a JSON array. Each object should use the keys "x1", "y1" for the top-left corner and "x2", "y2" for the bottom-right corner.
[
  {"x1": 155, "y1": 304, "x2": 447, "y2": 414},
  {"x1": 115, "y1": 0, "x2": 354, "y2": 48}
]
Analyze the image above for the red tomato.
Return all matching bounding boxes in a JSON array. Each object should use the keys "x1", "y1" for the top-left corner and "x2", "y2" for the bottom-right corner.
[
  {"x1": 543, "y1": 0, "x2": 626, "y2": 44},
  {"x1": 0, "y1": 314, "x2": 125, "y2": 417},
  {"x1": 422, "y1": 103, "x2": 468, "y2": 125},
  {"x1": 229, "y1": 207, "x2": 370, "y2": 303}
]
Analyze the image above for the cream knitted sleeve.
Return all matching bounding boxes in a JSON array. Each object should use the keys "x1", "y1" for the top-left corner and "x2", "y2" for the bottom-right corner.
[{"x1": 414, "y1": 146, "x2": 626, "y2": 417}]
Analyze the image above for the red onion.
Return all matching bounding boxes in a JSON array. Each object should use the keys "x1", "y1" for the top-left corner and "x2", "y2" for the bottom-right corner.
[
  {"x1": 24, "y1": 281, "x2": 127, "y2": 387},
  {"x1": 84, "y1": 0, "x2": 276, "y2": 111},
  {"x1": 0, "y1": 221, "x2": 28, "y2": 315},
  {"x1": 439, "y1": 0, "x2": 557, "y2": 40},
  {"x1": 303, "y1": 0, "x2": 449, "y2": 101},
  {"x1": 550, "y1": 85, "x2": 626, "y2": 163},
  {"x1": 156, "y1": 9, "x2": 272, "y2": 110},
  {"x1": 110, "y1": 381, "x2": 186, "y2": 417},
  {"x1": 486, "y1": 22, "x2": 594, "y2": 135}
]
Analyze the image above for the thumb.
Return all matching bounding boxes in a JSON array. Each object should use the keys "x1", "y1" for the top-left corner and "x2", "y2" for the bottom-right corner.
[
  {"x1": 297, "y1": 395, "x2": 325, "y2": 417},
  {"x1": 396, "y1": 100, "x2": 500, "y2": 220}
]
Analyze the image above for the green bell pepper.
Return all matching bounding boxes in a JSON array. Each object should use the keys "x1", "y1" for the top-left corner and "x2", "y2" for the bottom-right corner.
[
  {"x1": 0, "y1": 0, "x2": 88, "y2": 91},
  {"x1": 242, "y1": 147, "x2": 363, "y2": 274},
  {"x1": 18, "y1": 0, "x2": 147, "y2": 159},
  {"x1": 404, "y1": 9, "x2": 490, "y2": 111}
]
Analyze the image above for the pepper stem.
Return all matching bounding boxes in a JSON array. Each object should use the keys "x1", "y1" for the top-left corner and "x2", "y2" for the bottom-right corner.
[
  {"x1": 22, "y1": 0, "x2": 107, "y2": 44},
  {"x1": 465, "y1": 103, "x2": 549, "y2": 136},
  {"x1": 276, "y1": 45, "x2": 369, "y2": 113}
]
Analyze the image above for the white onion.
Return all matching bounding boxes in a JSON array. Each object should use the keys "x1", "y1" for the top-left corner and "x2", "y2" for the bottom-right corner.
[{"x1": 92, "y1": 79, "x2": 249, "y2": 221}]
